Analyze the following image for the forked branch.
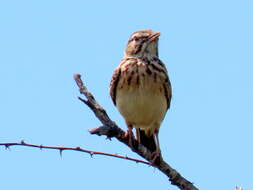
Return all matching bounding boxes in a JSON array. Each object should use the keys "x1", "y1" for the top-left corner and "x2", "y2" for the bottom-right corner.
[{"x1": 74, "y1": 74, "x2": 199, "y2": 190}]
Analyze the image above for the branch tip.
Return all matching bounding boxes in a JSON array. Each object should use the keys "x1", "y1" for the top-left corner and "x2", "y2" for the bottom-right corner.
[
  {"x1": 78, "y1": 96, "x2": 87, "y2": 102},
  {"x1": 73, "y1": 73, "x2": 81, "y2": 79}
]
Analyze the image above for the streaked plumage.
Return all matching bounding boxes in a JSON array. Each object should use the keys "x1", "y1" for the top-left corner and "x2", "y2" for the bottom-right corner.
[{"x1": 110, "y1": 30, "x2": 172, "y2": 157}]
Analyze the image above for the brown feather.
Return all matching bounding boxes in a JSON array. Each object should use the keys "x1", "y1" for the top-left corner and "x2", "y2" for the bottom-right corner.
[
  {"x1": 109, "y1": 30, "x2": 172, "y2": 155},
  {"x1": 109, "y1": 68, "x2": 121, "y2": 105}
]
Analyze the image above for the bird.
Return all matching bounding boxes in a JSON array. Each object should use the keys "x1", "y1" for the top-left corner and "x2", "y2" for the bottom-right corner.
[{"x1": 110, "y1": 29, "x2": 172, "y2": 159}]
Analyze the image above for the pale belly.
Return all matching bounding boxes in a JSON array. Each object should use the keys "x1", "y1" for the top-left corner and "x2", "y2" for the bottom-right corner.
[{"x1": 116, "y1": 83, "x2": 167, "y2": 130}]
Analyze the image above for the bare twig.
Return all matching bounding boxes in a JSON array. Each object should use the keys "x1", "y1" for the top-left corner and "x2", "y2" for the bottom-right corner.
[
  {"x1": 0, "y1": 141, "x2": 150, "y2": 165},
  {"x1": 73, "y1": 74, "x2": 199, "y2": 190}
]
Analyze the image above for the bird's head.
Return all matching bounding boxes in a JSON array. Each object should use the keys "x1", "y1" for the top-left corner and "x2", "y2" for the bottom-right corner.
[{"x1": 124, "y1": 29, "x2": 160, "y2": 58}]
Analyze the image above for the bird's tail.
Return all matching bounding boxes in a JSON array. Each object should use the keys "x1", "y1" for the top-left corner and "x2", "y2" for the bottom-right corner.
[{"x1": 136, "y1": 128, "x2": 156, "y2": 152}]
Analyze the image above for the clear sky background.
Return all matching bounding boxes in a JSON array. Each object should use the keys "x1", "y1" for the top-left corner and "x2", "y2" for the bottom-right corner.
[{"x1": 0, "y1": 1, "x2": 252, "y2": 190}]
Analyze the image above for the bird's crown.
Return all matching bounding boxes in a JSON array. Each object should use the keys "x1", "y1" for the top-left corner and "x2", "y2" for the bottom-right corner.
[{"x1": 125, "y1": 29, "x2": 160, "y2": 57}]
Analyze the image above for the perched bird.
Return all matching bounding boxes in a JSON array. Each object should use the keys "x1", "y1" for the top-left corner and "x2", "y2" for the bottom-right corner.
[{"x1": 110, "y1": 30, "x2": 172, "y2": 158}]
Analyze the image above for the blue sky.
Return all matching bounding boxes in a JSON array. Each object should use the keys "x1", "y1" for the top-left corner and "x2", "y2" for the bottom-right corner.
[{"x1": 0, "y1": 0, "x2": 252, "y2": 190}]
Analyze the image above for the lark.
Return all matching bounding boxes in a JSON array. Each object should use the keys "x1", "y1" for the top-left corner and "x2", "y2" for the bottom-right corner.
[{"x1": 110, "y1": 30, "x2": 172, "y2": 159}]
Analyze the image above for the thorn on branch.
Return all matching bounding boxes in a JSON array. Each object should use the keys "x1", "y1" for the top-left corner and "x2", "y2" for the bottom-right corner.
[
  {"x1": 59, "y1": 149, "x2": 63, "y2": 157},
  {"x1": 0, "y1": 141, "x2": 151, "y2": 167},
  {"x1": 5, "y1": 145, "x2": 10, "y2": 150}
]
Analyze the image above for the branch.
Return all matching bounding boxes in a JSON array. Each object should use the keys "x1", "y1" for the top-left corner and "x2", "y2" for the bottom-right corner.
[
  {"x1": 0, "y1": 141, "x2": 150, "y2": 165},
  {"x1": 74, "y1": 74, "x2": 199, "y2": 190}
]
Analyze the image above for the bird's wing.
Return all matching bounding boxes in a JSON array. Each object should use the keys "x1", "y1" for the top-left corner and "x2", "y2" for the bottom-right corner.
[
  {"x1": 156, "y1": 59, "x2": 172, "y2": 110},
  {"x1": 109, "y1": 65, "x2": 121, "y2": 106},
  {"x1": 110, "y1": 58, "x2": 137, "y2": 106},
  {"x1": 164, "y1": 76, "x2": 172, "y2": 109}
]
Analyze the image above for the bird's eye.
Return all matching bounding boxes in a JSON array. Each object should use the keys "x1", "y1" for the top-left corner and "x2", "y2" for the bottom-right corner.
[
  {"x1": 133, "y1": 37, "x2": 139, "y2": 41},
  {"x1": 128, "y1": 36, "x2": 142, "y2": 43}
]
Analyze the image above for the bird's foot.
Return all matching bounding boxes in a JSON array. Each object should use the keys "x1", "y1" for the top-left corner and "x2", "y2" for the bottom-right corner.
[{"x1": 150, "y1": 150, "x2": 162, "y2": 165}]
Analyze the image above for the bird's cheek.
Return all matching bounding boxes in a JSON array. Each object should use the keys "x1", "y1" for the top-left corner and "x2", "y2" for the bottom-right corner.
[
  {"x1": 133, "y1": 44, "x2": 142, "y2": 54},
  {"x1": 126, "y1": 44, "x2": 136, "y2": 55}
]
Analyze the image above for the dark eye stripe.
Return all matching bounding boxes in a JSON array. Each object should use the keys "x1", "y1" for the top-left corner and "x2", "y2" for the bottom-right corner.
[
  {"x1": 128, "y1": 36, "x2": 148, "y2": 43},
  {"x1": 134, "y1": 43, "x2": 143, "y2": 54}
]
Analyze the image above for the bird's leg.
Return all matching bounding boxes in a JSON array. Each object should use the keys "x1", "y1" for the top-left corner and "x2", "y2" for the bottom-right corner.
[
  {"x1": 135, "y1": 128, "x2": 141, "y2": 143},
  {"x1": 125, "y1": 124, "x2": 134, "y2": 148},
  {"x1": 151, "y1": 129, "x2": 162, "y2": 163}
]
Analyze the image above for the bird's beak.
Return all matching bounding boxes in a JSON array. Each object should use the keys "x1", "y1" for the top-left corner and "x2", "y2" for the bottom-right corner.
[{"x1": 149, "y1": 32, "x2": 160, "y2": 42}]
